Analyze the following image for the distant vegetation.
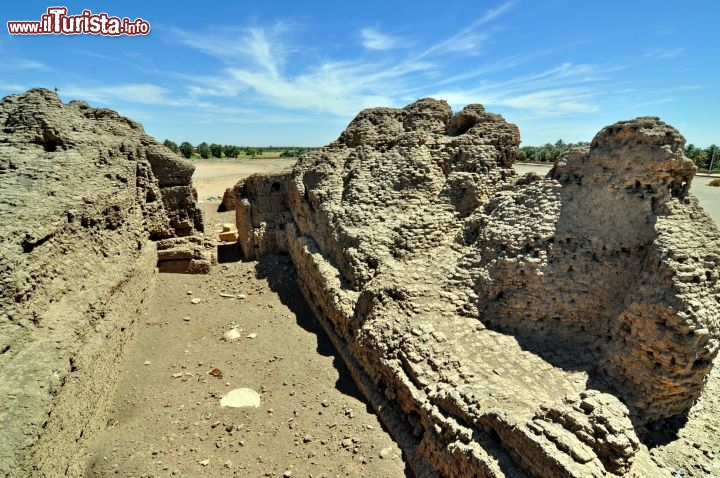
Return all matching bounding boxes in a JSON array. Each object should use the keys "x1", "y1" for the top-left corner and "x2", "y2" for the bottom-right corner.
[
  {"x1": 709, "y1": 179, "x2": 720, "y2": 187},
  {"x1": 518, "y1": 140, "x2": 589, "y2": 163},
  {"x1": 163, "y1": 139, "x2": 316, "y2": 160},
  {"x1": 518, "y1": 140, "x2": 720, "y2": 172},
  {"x1": 684, "y1": 144, "x2": 720, "y2": 172},
  {"x1": 163, "y1": 138, "x2": 720, "y2": 172}
]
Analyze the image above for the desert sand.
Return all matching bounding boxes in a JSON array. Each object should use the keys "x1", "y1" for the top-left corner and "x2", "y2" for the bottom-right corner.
[
  {"x1": 85, "y1": 159, "x2": 410, "y2": 477},
  {"x1": 85, "y1": 158, "x2": 720, "y2": 477},
  {"x1": 192, "y1": 158, "x2": 297, "y2": 200}
]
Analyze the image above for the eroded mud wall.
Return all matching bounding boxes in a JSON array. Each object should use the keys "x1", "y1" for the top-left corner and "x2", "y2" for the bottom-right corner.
[
  {"x1": 0, "y1": 89, "x2": 208, "y2": 477},
  {"x1": 235, "y1": 99, "x2": 719, "y2": 477}
]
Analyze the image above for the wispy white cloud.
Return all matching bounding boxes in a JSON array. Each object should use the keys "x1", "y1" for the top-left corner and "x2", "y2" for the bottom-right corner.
[
  {"x1": 416, "y1": 1, "x2": 516, "y2": 58},
  {"x1": 224, "y1": 59, "x2": 430, "y2": 116},
  {"x1": 653, "y1": 84, "x2": 704, "y2": 93},
  {"x1": 360, "y1": 28, "x2": 404, "y2": 50},
  {"x1": 60, "y1": 83, "x2": 212, "y2": 108},
  {"x1": 477, "y1": 1, "x2": 518, "y2": 24},
  {"x1": 186, "y1": 81, "x2": 247, "y2": 98},
  {"x1": 189, "y1": 106, "x2": 317, "y2": 125},
  {"x1": 633, "y1": 97, "x2": 675, "y2": 107},
  {"x1": 2, "y1": 59, "x2": 47, "y2": 71},
  {"x1": 0, "y1": 82, "x2": 27, "y2": 92},
  {"x1": 645, "y1": 48, "x2": 683, "y2": 60},
  {"x1": 167, "y1": 23, "x2": 434, "y2": 115},
  {"x1": 165, "y1": 4, "x2": 523, "y2": 117},
  {"x1": 159, "y1": 2, "x2": 668, "y2": 124},
  {"x1": 498, "y1": 89, "x2": 597, "y2": 114},
  {"x1": 167, "y1": 23, "x2": 289, "y2": 77},
  {"x1": 429, "y1": 63, "x2": 605, "y2": 116}
]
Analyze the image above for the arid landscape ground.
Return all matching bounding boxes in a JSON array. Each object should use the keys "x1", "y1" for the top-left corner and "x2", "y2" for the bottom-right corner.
[
  {"x1": 82, "y1": 157, "x2": 720, "y2": 477},
  {"x1": 2, "y1": 91, "x2": 719, "y2": 478},
  {"x1": 84, "y1": 164, "x2": 409, "y2": 477},
  {"x1": 86, "y1": 239, "x2": 408, "y2": 478}
]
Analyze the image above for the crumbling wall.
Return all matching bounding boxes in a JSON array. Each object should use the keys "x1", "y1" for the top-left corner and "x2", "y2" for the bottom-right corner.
[
  {"x1": 464, "y1": 118, "x2": 718, "y2": 422},
  {"x1": 0, "y1": 89, "x2": 209, "y2": 477},
  {"x1": 235, "y1": 99, "x2": 720, "y2": 477}
]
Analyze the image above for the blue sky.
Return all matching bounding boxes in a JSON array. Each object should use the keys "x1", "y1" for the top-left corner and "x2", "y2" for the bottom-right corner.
[{"x1": 1, "y1": 1, "x2": 718, "y2": 147}]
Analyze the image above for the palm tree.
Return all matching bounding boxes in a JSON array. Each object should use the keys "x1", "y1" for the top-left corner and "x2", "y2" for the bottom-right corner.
[{"x1": 706, "y1": 145, "x2": 719, "y2": 171}]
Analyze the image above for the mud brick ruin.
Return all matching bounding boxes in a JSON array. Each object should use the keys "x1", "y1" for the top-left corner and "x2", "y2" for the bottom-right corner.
[
  {"x1": 0, "y1": 89, "x2": 211, "y2": 477},
  {"x1": 233, "y1": 99, "x2": 720, "y2": 477},
  {"x1": 0, "y1": 90, "x2": 718, "y2": 477}
]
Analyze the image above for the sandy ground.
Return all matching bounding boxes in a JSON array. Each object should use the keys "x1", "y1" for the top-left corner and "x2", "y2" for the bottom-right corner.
[
  {"x1": 86, "y1": 203, "x2": 409, "y2": 478},
  {"x1": 689, "y1": 174, "x2": 720, "y2": 225},
  {"x1": 515, "y1": 163, "x2": 720, "y2": 225},
  {"x1": 87, "y1": 158, "x2": 411, "y2": 477},
  {"x1": 85, "y1": 159, "x2": 718, "y2": 478},
  {"x1": 191, "y1": 158, "x2": 297, "y2": 201}
]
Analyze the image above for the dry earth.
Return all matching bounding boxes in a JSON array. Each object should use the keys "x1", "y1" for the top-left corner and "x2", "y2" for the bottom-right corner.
[
  {"x1": 85, "y1": 189, "x2": 409, "y2": 477},
  {"x1": 85, "y1": 158, "x2": 720, "y2": 478},
  {"x1": 191, "y1": 158, "x2": 297, "y2": 201}
]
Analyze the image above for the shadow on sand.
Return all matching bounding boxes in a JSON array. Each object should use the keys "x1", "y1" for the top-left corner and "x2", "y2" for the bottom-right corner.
[{"x1": 254, "y1": 253, "x2": 414, "y2": 477}]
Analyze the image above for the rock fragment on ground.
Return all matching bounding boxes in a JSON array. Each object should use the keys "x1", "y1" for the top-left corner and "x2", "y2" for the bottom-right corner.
[{"x1": 220, "y1": 388, "x2": 261, "y2": 408}]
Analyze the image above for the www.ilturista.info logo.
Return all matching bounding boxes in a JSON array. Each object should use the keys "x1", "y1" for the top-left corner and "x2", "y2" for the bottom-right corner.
[{"x1": 7, "y1": 7, "x2": 150, "y2": 36}]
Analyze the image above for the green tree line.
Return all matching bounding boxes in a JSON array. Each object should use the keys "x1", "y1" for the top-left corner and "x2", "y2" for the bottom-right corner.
[
  {"x1": 518, "y1": 140, "x2": 720, "y2": 171},
  {"x1": 518, "y1": 140, "x2": 590, "y2": 163},
  {"x1": 164, "y1": 138, "x2": 720, "y2": 170},
  {"x1": 162, "y1": 139, "x2": 314, "y2": 160}
]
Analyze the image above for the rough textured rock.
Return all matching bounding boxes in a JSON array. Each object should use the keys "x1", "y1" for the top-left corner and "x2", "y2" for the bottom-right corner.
[
  {"x1": 235, "y1": 99, "x2": 720, "y2": 477},
  {"x1": 0, "y1": 89, "x2": 209, "y2": 477},
  {"x1": 218, "y1": 185, "x2": 238, "y2": 212}
]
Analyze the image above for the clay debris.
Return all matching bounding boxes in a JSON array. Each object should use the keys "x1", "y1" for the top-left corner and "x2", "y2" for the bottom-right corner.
[
  {"x1": 0, "y1": 89, "x2": 209, "y2": 477},
  {"x1": 234, "y1": 99, "x2": 720, "y2": 477}
]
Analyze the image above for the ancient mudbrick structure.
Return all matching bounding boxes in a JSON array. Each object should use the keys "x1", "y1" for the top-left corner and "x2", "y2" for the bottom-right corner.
[
  {"x1": 0, "y1": 89, "x2": 210, "y2": 476},
  {"x1": 234, "y1": 99, "x2": 720, "y2": 477}
]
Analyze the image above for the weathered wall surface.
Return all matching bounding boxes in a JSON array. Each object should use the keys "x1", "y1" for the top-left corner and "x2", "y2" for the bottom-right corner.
[
  {"x1": 466, "y1": 118, "x2": 717, "y2": 422},
  {"x1": 235, "y1": 99, "x2": 720, "y2": 477},
  {"x1": 0, "y1": 89, "x2": 208, "y2": 477}
]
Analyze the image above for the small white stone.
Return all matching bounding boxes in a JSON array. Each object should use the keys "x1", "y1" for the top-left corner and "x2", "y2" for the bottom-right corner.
[
  {"x1": 190, "y1": 298, "x2": 201, "y2": 304},
  {"x1": 224, "y1": 328, "x2": 242, "y2": 341},
  {"x1": 220, "y1": 388, "x2": 261, "y2": 408}
]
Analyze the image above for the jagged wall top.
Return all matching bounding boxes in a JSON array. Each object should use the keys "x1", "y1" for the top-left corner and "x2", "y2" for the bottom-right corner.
[
  {"x1": 234, "y1": 98, "x2": 720, "y2": 477},
  {"x1": 334, "y1": 98, "x2": 520, "y2": 166},
  {"x1": 553, "y1": 116, "x2": 696, "y2": 199}
]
